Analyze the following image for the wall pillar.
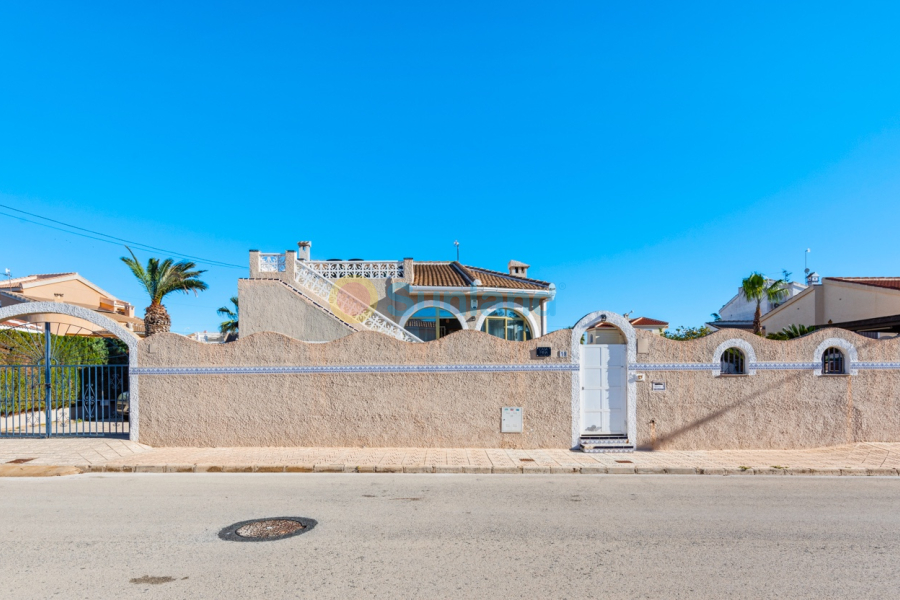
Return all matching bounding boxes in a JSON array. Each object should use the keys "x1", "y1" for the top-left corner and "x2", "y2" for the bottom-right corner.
[
  {"x1": 285, "y1": 250, "x2": 297, "y2": 282},
  {"x1": 249, "y1": 250, "x2": 261, "y2": 278}
]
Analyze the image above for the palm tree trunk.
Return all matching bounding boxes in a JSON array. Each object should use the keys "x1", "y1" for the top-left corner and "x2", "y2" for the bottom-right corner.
[
  {"x1": 144, "y1": 303, "x2": 171, "y2": 336},
  {"x1": 753, "y1": 301, "x2": 762, "y2": 335}
]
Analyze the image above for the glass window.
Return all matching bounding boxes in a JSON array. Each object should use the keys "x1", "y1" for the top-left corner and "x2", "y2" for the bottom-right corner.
[
  {"x1": 481, "y1": 308, "x2": 532, "y2": 341},
  {"x1": 720, "y1": 348, "x2": 746, "y2": 375},
  {"x1": 403, "y1": 307, "x2": 462, "y2": 341},
  {"x1": 822, "y1": 348, "x2": 845, "y2": 374}
]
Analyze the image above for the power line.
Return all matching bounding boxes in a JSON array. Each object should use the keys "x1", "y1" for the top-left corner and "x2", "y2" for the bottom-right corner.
[{"x1": 0, "y1": 204, "x2": 246, "y2": 270}]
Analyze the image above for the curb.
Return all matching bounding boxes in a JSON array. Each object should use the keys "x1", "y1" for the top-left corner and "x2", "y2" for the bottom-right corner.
[{"x1": 57, "y1": 465, "x2": 900, "y2": 476}]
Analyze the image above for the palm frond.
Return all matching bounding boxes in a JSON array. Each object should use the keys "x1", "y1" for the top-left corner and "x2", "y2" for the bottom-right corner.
[
  {"x1": 121, "y1": 247, "x2": 208, "y2": 306},
  {"x1": 217, "y1": 296, "x2": 239, "y2": 337}
]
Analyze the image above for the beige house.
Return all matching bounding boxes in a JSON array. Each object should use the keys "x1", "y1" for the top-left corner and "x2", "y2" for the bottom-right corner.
[
  {"x1": 586, "y1": 316, "x2": 668, "y2": 344},
  {"x1": 761, "y1": 277, "x2": 900, "y2": 337},
  {"x1": 0, "y1": 272, "x2": 143, "y2": 336},
  {"x1": 240, "y1": 242, "x2": 556, "y2": 343}
]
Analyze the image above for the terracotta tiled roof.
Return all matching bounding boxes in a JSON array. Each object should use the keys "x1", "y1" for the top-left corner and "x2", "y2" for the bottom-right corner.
[
  {"x1": 413, "y1": 262, "x2": 550, "y2": 290},
  {"x1": 590, "y1": 316, "x2": 669, "y2": 329},
  {"x1": 827, "y1": 277, "x2": 900, "y2": 291},
  {"x1": 466, "y1": 266, "x2": 549, "y2": 290},
  {"x1": 0, "y1": 289, "x2": 31, "y2": 301},
  {"x1": 0, "y1": 273, "x2": 77, "y2": 289},
  {"x1": 413, "y1": 263, "x2": 470, "y2": 287},
  {"x1": 630, "y1": 316, "x2": 669, "y2": 327}
]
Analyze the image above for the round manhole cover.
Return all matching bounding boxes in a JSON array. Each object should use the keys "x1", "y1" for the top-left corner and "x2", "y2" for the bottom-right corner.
[{"x1": 218, "y1": 517, "x2": 317, "y2": 542}]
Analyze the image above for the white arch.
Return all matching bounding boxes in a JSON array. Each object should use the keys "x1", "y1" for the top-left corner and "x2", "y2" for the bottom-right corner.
[
  {"x1": 0, "y1": 301, "x2": 141, "y2": 441},
  {"x1": 570, "y1": 310, "x2": 638, "y2": 450},
  {"x1": 712, "y1": 338, "x2": 758, "y2": 376},
  {"x1": 398, "y1": 301, "x2": 468, "y2": 331},
  {"x1": 813, "y1": 337, "x2": 858, "y2": 376},
  {"x1": 473, "y1": 302, "x2": 540, "y2": 339}
]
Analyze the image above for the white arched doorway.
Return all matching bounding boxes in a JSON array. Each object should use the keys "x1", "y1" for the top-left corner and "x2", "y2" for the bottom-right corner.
[
  {"x1": 0, "y1": 302, "x2": 141, "y2": 441},
  {"x1": 570, "y1": 310, "x2": 637, "y2": 451}
]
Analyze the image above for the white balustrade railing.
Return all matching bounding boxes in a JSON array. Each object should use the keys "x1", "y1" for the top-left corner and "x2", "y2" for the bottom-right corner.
[
  {"x1": 305, "y1": 260, "x2": 403, "y2": 279},
  {"x1": 293, "y1": 261, "x2": 422, "y2": 342},
  {"x1": 258, "y1": 253, "x2": 286, "y2": 272}
]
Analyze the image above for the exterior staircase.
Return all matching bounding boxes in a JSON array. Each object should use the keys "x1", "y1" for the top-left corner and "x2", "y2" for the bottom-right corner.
[
  {"x1": 256, "y1": 253, "x2": 422, "y2": 343},
  {"x1": 579, "y1": 434, "x2": 633, "y2": 453}
]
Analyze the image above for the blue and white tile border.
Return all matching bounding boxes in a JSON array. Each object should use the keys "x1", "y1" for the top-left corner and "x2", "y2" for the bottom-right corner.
[
  {"x1": 130, "y1": 363, "x2": 580, "y2": 376},
  {"x1": 630, "y1": 361, "x2": 899, "y2": 372}
]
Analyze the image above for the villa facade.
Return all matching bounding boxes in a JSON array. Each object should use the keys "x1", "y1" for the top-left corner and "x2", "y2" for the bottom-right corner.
[{"x1": 240, "y1": 242, "x2": 556, "y2": 344}]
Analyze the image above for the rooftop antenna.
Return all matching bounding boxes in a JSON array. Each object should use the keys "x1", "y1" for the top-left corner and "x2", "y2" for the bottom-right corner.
[
  {"x1": 804, "y1": 248, "x2": 811, "y2": 275},
  {"x1": 454, "y1": 240, "x2": 459, "y2": 262}
]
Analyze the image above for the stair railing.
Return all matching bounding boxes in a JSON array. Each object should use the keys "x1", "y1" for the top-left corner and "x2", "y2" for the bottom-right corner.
[{"x1": 292, "y1": 260, "x2": 422, "y2": 343}]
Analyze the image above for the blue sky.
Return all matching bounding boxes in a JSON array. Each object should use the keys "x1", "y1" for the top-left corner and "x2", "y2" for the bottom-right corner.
[{"x1": 2, "y1": 2, "x2": 899, "y2": 334}]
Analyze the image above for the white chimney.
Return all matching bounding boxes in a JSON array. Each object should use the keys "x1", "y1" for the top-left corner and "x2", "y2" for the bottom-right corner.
[
  {"x1": 297, "y1": 241, "x2": 311, "y2": 261},
  {"x1": 508, "y1": 260, "x2": 530, "y2": 278},
  {"x1": 806, "y1": 271, "x2": 820, "y2": 285}
]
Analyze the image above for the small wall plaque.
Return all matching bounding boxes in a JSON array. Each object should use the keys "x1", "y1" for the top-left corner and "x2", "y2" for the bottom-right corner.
[
  {"x1": 558, "y1": 350, "x2": 568, "y2": 358},
  {"x1": 501, "y1": 407, "x2": 523, "y2": 433},
  {"x1": 536, "y1": 347, "x2": 551, "y2": 357},
  {"x1": 651, "y1": 381, "x2": 666, "y2": 392}
]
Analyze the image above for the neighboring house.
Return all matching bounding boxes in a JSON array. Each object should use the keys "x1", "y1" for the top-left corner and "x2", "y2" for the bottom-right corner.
[
  {"x1": 586, "y1": 316, "x2": 668, "y2": 344},
  {"x1": 0, "y1": 272, "x2": 144, "y2": 336},
  {"x1": 187, "y1": 330, "x2": 228, "y2": 344},
  {"x1": 761, "y1": 276, "x2": 900, "y2": 338},
  {"x1": 709, "y1": 278, "x2": 808, "y2": 331},
  {"x1": 240, "y1": 242, "x2": 556, "y2": 342}
]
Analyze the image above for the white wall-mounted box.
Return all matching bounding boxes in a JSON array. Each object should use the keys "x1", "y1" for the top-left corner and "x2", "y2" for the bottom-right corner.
[{"x1": 501, "y1": 407, "x2": 523, "y2": 433}]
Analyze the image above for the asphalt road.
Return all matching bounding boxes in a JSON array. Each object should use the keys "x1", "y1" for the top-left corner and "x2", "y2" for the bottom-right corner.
[{"x1": 2, "y1": 474, "x2": 899, "y2": 599}]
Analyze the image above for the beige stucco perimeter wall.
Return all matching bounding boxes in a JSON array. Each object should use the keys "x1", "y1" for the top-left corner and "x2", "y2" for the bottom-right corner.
[
  {"x1": 137, "y1": 329, "x2": 574, "y2": 448},
  {"x1": 634, "y1": 328, "x2": 900, "y2": 450},
  {"x1": 239, "y1": 279, "x2": 353, "y2": 342}
]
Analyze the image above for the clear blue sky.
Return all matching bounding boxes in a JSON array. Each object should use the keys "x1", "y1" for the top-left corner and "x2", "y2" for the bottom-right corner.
[{"x1": 2, "y1": 2, "x2": 899, "y2": 334}]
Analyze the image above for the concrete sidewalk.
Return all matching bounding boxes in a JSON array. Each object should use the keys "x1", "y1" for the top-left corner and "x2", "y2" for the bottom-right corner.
[{"x1": 2, "y1": 439, "x2": 900, "y2": 475}]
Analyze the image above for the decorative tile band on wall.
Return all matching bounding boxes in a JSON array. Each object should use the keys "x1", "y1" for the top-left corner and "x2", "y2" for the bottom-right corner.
[
  {"x1": 628, "y1": 363, "x2": 718, "y2": 371},
  {"x1": 630, "y1": 362, "x2": 900, "y2": 371},
  {"x1": 131, "y1": 363, "x2": 581, "y2": 376},
  {"x1": 854, "y1": 362, "x2": 900, "y2": 370},
  {"x1": 753, "y1": 362, "x2": 820, "y2": 370}
]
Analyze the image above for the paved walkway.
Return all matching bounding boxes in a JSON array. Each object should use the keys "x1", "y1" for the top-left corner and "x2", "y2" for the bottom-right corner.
[{"x1": 2, "y1": 439, "x2": 900, "y2": 475}]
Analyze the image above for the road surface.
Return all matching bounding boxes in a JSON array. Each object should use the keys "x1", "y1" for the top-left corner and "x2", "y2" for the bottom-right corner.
[{"x1": 2, "y1": 474, "x2": 898, "y2": 599}]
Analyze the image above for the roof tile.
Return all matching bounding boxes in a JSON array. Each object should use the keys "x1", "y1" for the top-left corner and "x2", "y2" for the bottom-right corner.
[
  {"x1": 827, "y1": 277, "x2": 900, "y2": 291},
  {"x1": 412, "y1": 262, "x2": 550, "y2": 290}
]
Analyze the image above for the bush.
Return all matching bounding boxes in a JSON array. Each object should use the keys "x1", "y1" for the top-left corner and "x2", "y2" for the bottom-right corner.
[{"x1": 663, "y1": 325, "x2": 712, "y2": 341}]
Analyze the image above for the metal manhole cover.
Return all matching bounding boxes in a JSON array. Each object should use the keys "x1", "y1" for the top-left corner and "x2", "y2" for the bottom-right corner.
[{"x1": 218, "y1": 517, "x2": 317, "y2": 542}]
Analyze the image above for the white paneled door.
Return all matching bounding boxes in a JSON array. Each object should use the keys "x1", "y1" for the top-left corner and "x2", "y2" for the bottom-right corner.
[{"x1": 581, "y1": 344, "x2": 627, "y2": 435}]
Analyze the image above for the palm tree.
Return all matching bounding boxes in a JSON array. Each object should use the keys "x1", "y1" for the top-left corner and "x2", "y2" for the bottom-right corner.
[
  {"x1": 740, "y1": 272, "x2": 789, "y2": 335},
  {"x1": 217, "y1": 296, "x2": 239, "y2": 342},
  {"x1": 120, "y1": 247, "x2": 208, "y2": 335}
]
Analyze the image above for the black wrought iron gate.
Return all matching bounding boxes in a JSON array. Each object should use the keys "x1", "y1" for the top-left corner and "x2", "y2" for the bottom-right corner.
[{"x1": 0, "y1": 322, "x2": 130, "y2": 438}]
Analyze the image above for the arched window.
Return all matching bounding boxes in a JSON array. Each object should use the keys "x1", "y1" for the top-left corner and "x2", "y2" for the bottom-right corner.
[
  {"x1": 720, "y1": 348, "x2": 746, "y2": 375},
  {"x1": 822, "y1": 347, "x2": 845, "y2": 375},
  {"x1": 481, "y1": 308, "x2": 532, "y2": 341},
  {"x1": 403, "y1": 307, "x2": 462, "y2": 342}
]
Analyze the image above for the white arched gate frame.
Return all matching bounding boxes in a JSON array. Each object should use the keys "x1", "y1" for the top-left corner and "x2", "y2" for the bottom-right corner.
[
  {"x1": 570, "y1": 310, "x2": 637, "y2": 450},
  {"x1": 0, "y1": 302, "x2": 140, "y2": 440}
]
